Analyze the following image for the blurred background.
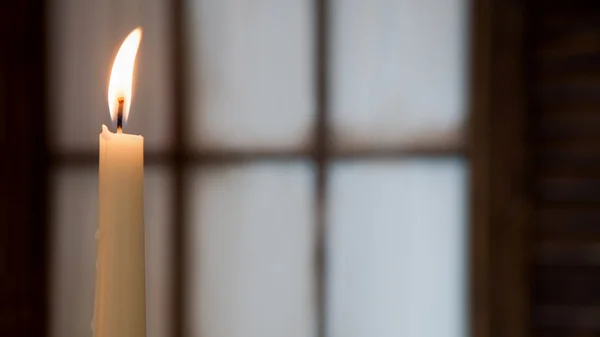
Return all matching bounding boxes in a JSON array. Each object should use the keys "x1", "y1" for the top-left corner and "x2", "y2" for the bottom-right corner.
[{"x1": 4, "y1": 0, "x2": 600, "y2": 336}]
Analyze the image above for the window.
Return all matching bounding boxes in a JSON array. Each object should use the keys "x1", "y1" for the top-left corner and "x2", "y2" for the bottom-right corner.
[{"x1": 48, "y1": 0, "x2": 469, "y2": 336}]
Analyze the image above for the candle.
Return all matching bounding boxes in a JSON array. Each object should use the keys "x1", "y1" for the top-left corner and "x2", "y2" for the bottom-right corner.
[{"x1": 93, "y1": 28, "x2": 145, "y2": 337}]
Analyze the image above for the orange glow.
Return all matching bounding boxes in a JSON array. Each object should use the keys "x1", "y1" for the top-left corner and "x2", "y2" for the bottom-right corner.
[{"x1": 108, "y1": 28, "x2": 142, "y2": 124}]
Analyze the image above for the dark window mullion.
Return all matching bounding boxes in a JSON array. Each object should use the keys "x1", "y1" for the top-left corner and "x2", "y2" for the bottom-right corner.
[
  {"x1": 315, "y1": 0, "x2": 329, "y2": 337},
  {"x1": 172, "y1": 0, "x2": 186, "y2": 334},
  {"x1": 48, "y1": 147, "x2": 464, "y2": 168}
]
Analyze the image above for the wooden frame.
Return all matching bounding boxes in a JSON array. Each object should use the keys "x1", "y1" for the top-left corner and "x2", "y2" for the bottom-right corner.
[
  {"x1": 167, "y1": 1, "x2": 469, "y2": 337},
  {"x1": 469, "y1": 0, "x2": 532, "y2": 336}
]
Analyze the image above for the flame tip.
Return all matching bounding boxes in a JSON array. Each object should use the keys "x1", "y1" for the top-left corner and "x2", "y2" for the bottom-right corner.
[{"x1": 107, "y1": 27, "x2": 143, "y2": 125}]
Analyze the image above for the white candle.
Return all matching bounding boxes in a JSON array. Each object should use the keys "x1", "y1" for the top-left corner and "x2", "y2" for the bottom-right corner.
[{"x1": 93, "y1": 28, "x2": 145, "y2": 337}]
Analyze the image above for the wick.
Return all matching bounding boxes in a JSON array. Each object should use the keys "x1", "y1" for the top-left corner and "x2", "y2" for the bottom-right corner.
[{"x1": 117, "y1": 97, "x2": 124, "y2": 133}]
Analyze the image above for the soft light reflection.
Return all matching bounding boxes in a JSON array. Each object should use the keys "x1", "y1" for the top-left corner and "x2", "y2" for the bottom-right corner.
[{"x1": 107, "y1": 27, "x2": 142, "y2": 124}]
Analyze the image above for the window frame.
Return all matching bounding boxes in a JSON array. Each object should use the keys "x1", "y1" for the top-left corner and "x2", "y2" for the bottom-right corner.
[
  {"x1": 169, "y1": 0, "x2": 467, "y2": 336},
  {"x1": 468, "y1": 0, "x2": 532, "y2": 336}
]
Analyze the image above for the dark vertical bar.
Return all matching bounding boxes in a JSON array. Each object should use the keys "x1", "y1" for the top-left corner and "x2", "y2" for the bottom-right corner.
[
  {"x1": 468, "y1": 0, "x2": 493, "y2": 337},
  {"x1": 468, "y1": 0, "x2": 492, "y2": 336},
  {"x1": 0, "y1": 0, "x2": 49, "y2": 336},
  {"x1": 314, "y1": 0, "x2": 329, "y2": 337},
  {"x1": 171, "y1": 0, "x2": 186, "y2": 334},
  {"x1": 469, "y1": 0, "x2": 532, "y2": 336}
]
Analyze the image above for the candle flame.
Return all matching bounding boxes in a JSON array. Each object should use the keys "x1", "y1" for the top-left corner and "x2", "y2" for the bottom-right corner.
[{"x1": 108, "y1": 27, "x2": 142, "y2": 125}]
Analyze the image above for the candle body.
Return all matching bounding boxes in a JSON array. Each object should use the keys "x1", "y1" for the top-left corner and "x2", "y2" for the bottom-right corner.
[{"x1": 94, "y1": 125, "x2": 146, "y2": 337}]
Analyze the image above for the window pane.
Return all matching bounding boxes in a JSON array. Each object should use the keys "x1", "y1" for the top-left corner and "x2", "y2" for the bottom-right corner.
[
  {"x1": 50, "y1": 166, "x2": 172, "y2": 337},
  {"x1": 327, "y1": 159, "x2": 467, "y2": 337},
  {"x1": 186, "y1": 163, "x2": 316, "y2": 337},
  {"x1": 48, "y1": 0, "x2": 172, "y2": 152},
  {"x1": 330, "y1": 0, "x2": 468, "y2": 150},
  {"x1": 185, "y1": 0, "x2": 314, "y2": 150}
]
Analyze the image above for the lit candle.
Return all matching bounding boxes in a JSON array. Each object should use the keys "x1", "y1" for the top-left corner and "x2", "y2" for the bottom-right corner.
[{"x1": 93, "y1": 28, "x2": 145, "y2": 337}]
